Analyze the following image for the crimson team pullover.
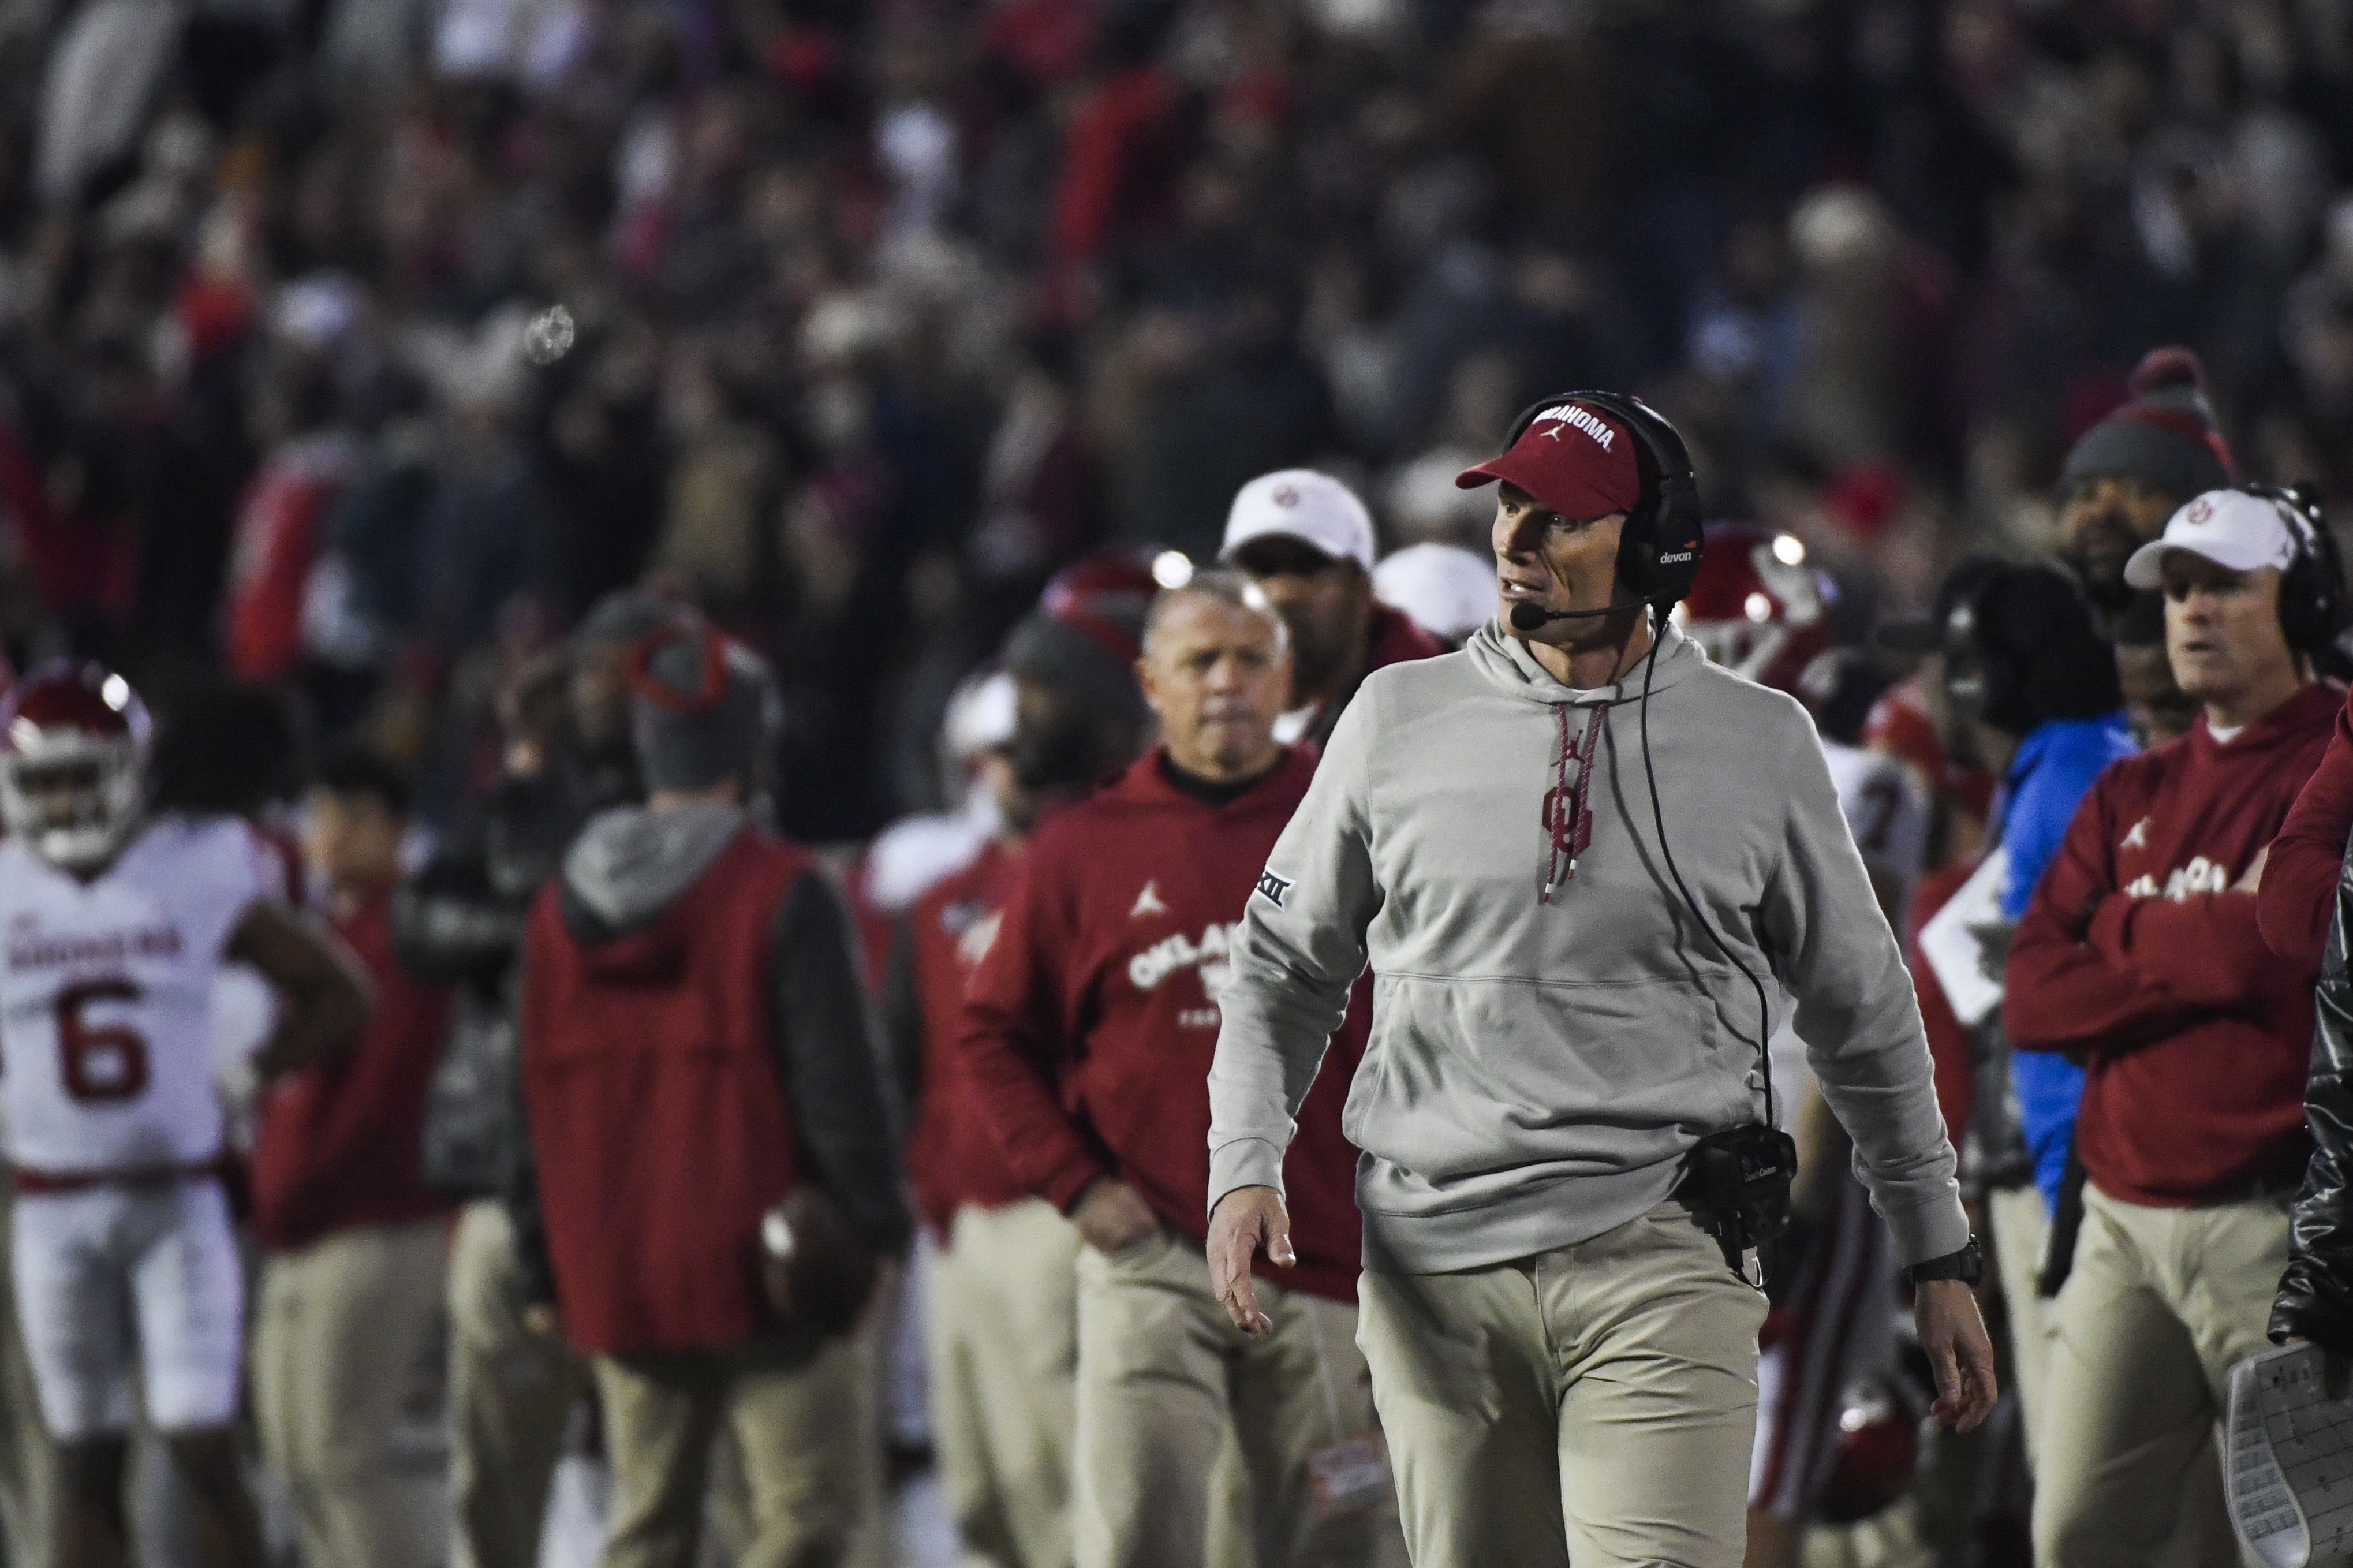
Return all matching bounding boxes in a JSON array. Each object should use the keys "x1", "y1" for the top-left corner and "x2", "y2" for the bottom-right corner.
[
  {"x1": 2259, "y1": 686, "x2": 2353, "y2": 966},
  {"x1": 892, "y1": 841, "x2": 1033, "y2": 1234},
  {"x1": 957, "y1": 746, "x2": 1368, "y2": 1302},
  {"x1": 2007, "y1": 681, "x2": 2337, "y2": 1207},
  {"x1": 251, "y1": 888, "x2": 453, "y2": 1252}
]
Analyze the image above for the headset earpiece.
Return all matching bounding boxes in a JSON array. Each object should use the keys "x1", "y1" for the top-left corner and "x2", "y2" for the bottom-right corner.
[{"x1": 2242, "y1": 483, "x2": 2348, "y2": 662}]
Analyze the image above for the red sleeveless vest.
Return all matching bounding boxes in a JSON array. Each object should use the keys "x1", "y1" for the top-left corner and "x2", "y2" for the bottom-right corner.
[{"x1": 522, "y1": 828, "x2": 812, "y2": 1353}]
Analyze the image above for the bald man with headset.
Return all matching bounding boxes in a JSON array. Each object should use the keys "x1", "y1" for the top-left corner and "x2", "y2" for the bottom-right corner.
[{"x1": 1202, "y1": 393, "x2": 1995, "y2": 1568}]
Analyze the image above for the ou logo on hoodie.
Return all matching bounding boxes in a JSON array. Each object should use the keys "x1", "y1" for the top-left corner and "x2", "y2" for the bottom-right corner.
[{"x1": 1129, "y1": 921, "x2": 1241, "y2": 996}]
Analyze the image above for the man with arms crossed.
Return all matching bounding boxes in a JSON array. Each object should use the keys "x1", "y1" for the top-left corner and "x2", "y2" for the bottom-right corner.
[
  {"x1": 1205, "y1": 394, "x2": 1995, "y2": 1568},
  {"x1": 960, "y1": 573, "x2": 1404, "y2": 1568},
  {"x1": 0, "y1": 663, "x2": 371, "y2": 1568},
  {"x1": 2007, "y1": 488, "x2": 2341, "y2": 1567}
]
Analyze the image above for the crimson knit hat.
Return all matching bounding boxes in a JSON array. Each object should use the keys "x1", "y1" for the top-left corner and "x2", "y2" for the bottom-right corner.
[
  {"x1": 1000, "y1": 554, "x2": 1156, "y2": 726},
  {"x1": 2057, "y1": 348, "x2": 2236, "y2": 501}
]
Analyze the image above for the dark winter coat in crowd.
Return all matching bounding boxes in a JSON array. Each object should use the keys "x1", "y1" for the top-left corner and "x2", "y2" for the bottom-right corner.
[
  {"x1": 2272, "y1": 841, "x2": 2353, "y2": 1356},
  {"x1": 391, "y1": 746, "x2": 635, "y2": 1201}
]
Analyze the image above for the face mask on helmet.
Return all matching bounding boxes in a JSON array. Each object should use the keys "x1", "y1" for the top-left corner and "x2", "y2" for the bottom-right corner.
[
  {"x1": 0, "y1": 666, "x2": 150, "y2": 873},
  {"x1": 1, "y1": 742, "x2": 142, "y2": 872}
]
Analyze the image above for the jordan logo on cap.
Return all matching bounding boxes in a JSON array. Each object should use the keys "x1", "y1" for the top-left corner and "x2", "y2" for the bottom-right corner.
[{"x1": 1533, "y1": 405, "x2": 1615, "y2": 450}]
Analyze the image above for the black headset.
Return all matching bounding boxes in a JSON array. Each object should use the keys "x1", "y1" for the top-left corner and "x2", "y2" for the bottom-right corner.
[
  {"x1": 1943, "y1": 561, "x2": 2120, "y2": 738},
  {"x1": 1500, "y1": 390, "x2": 1707, "y2": 610},
  {"x1": 2242, "y1": 483, "x2": 2350, "y2": 662}
]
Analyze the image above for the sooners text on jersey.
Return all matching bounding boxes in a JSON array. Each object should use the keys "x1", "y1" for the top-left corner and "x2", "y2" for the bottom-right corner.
[{"x1": 0, "y1": 817, "x2": 267, "y2": 1174}]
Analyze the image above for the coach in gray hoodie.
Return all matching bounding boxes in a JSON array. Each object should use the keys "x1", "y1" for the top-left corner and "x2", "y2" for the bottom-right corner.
[{"x1": 1203, "y1": 395, "x2": 1993, "y2": 1568}]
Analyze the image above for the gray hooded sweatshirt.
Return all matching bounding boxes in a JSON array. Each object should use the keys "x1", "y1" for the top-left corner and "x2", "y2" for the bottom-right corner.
[{"x1": 1206, "y1": 619, "x2": 1968, "y2": 1275}]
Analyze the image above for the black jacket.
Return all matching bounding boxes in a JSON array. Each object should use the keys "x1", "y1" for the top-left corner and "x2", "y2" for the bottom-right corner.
[
  {"x1": 393, "y1": 756, "x2": 623, "y2": 1201},
  {"x1": 2272, "y1": 849, "x2": 2353, "y2": 1354}
]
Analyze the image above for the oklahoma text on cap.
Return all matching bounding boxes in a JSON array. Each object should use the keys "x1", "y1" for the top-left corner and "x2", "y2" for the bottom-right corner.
[{"x1": 1455, "y1": 400, "x2": 1644, "y2": 524}]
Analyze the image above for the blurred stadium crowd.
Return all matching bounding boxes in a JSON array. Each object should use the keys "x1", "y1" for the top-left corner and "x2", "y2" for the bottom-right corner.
[{"x1": 1, "y1": 0, "x2": 2352, "y2": 831}]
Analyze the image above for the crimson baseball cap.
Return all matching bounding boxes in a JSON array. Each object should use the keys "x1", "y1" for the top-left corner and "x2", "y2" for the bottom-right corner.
[{"x1": 1455, "y1": 400, "x2": 1644, "y2": 522}]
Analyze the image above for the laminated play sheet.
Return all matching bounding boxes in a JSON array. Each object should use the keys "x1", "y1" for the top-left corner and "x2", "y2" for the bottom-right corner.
[{"x1": 2229, "y1": 1342, "x2": 2353, "y2": 1568}]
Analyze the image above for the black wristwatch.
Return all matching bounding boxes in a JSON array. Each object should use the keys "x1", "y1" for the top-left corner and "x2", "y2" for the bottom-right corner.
[{"x1": 1904, "y1": 1235, "x2": 1985, "y2": 1288}]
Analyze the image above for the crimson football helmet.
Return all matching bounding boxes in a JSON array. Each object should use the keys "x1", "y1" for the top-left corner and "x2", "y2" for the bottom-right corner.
[
  {"x1": 0, "y1": 662, "x2": 151, "y2": 872},
  {"x1": 1674, "y1": 524, "x2": 1829, "y2": 692},
  {"x1": 1814, "y1": 1377, "x2": 1924, "y2": 1525},
  {"x1": 1038, "y1": 553, "x2": 1161, "y2": 665}
]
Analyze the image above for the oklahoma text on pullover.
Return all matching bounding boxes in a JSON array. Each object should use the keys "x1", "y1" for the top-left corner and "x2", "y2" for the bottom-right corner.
[
  {"x1": 2007, "y1": 681, "x2": 2335, "y2": 1207},
  {"x1": 956, "y1": 745, "x2": 1369, "y2": 1303},
  {"x1": 1206, "y1": 619, "x2": 1969, "y2": 1276}
]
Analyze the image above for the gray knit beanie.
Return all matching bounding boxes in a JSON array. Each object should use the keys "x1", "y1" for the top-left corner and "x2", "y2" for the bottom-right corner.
[
  {"x1": 628, "y1": 626, "x2": 780, "y2": 794},
  {"x1": 2056, "y1": 347, "x2": 2236, "y2": 501},
  {"x1": 573, "y1": 588, "x2": 695, "y2": 654}
]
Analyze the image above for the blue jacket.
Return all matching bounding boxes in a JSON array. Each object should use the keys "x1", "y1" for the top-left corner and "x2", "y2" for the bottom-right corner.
[{"x1": 1998, "y1": 712, "x2": 2137, "y2": 1208}]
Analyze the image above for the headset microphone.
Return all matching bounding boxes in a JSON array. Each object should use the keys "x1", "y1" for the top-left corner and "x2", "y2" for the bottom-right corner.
[{"x1": 1508, "y1": 599, "x2": 1649, "y2": 631}]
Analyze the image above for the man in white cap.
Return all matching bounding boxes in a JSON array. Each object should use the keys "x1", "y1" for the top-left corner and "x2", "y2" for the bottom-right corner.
[
  {"x1": 1220, "y1": 471, "x2": 1442, "y2": 747},
  {"x1": 2007, "y1": 486, "x2": 2343, "y2": 1568}
]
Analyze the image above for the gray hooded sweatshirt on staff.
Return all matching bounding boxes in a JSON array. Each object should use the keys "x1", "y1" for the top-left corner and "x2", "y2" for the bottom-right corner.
[{"x1": 1206, "y1": 618, "x2": 1969, "y2": 1276}]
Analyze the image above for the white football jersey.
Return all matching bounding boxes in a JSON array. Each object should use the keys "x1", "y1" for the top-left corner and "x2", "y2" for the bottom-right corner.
[
  {"x1": 0, "y1": 816, "x2": 268, "y2": 1173},
  {"x1": 1768, "y1": 737, "x2": 1933, "y2": 1126},
  {"x1": 1822, "y1": 738, "x2": 1928, "y2": 922}
]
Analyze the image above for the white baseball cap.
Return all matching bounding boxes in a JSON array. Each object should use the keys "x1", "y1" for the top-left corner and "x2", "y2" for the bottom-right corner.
[
  {"x1": 1221, "y1": 470, "x2": 1377, "y2": 573},
  {"x1": 2123, "y1": 489, "x2": 2300, "y2": 590},
  {"x1": 941, "y1": 669, "x2": 1015, "y2": 761},
  {"x1": 1373, "y1": 544, "x2": 1496, "y2": 640}
]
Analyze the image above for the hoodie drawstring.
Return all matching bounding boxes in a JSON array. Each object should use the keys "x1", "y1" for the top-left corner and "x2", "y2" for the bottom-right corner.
[{"x1": 1540, "y1": 700, "x2": 1608, "y2": 903}]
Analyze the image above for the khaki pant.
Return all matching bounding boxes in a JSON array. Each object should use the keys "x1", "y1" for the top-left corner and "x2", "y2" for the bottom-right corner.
[
  {"x1": 595, "y1": 1331, "x2": 866, "y2": 1568},
  {"x1": 1988, "y1": 1181, "x2": 2056, "y2": 1459},
  {"x1": 252, "y1": 1218, "x2": 451, "y2": 1568},
  {"x1": 928, "y1": 1200, "x2": 1080, "y2": 1568},
  {"x1": 1073, "y1": 1231, "x2": 1404, "y2": 1568},
  {"x1": 1357, "y1": 1200, "x2": 1769, "y2": 1568},
  {"x1": 447, "y1": 1199, "x2": 591, "y2": 1568},
  {"x1": 2033, "y1": 1183, "x2": 2287, "y2": 1568},
  {"x1": 0, "y1": 1181, "x2": 52, "y2": 1566}
]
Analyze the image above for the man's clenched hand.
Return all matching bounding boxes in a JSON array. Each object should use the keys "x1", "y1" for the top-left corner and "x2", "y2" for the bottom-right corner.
[
  {"x1": 1071, "y1": 1178, "x2": 1160, "y2": 1256},
  {"x1": 1207, "y1": 1185, "x2": 1293, "y2": 1337}
]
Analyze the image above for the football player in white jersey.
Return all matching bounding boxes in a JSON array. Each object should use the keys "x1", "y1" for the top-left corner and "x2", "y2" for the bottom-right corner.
[{"x1": 0, "y1": 663, "x2": 371, "y2": 1568}]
